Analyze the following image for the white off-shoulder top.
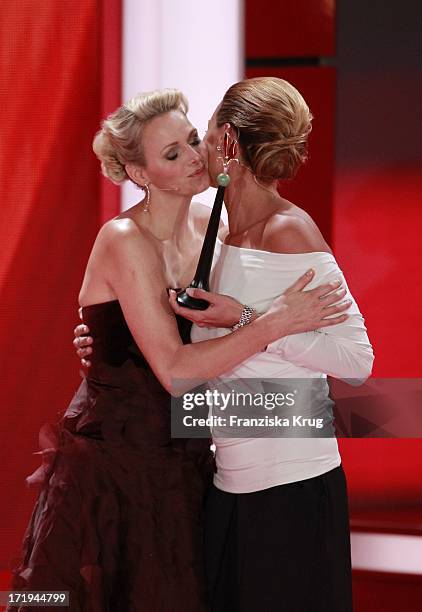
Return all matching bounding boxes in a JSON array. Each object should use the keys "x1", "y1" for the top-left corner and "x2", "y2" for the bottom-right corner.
[{"x1": 191, "y1": 240, "x2": 374, "y2": 493}]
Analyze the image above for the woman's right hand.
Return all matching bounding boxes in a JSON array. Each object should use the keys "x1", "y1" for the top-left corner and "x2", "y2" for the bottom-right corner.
[
  {"x1": 73, "y1": 323, "x2": 93, "y2": 368},
  {"x1": 265, "y1": 269, "x2": 351, "y2": 336}
]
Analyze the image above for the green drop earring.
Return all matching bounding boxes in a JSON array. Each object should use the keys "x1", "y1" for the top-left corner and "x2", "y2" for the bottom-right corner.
[{"x1": 216, "y1": 129, "x2": 238, "y2": 186}]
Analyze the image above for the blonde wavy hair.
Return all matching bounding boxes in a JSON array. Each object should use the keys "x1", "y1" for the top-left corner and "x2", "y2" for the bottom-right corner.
[{"x1": 93, "y1": 89, "x2": 189, "y2": 184}]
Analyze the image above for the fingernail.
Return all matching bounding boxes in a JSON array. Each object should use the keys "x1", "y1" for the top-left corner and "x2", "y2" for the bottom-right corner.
[
  {"x1": 306, "y1": 269, "x2": 315, "y2": 277},
  {"x1": 186, "y1": 288, "x2": 194, "y2": 296},
  {"x1": 169, "y1": 289, "x2": 175, "y2": 295}
]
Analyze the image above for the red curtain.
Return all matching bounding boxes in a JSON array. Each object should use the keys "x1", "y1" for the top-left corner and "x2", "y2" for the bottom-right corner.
[{"x1": 0, "y1": 0, "x2": 121, "y2": 572}]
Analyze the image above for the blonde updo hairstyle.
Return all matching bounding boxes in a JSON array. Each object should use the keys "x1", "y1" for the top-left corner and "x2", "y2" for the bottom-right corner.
[
  {"x1": 93, "y1": 89, "x2": 189, "y2": 184},
  {"x1": 217, "y1": 77, "x2": 313, "y2": 183}
]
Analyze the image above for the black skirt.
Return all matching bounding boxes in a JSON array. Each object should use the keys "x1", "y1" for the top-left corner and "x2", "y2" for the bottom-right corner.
[{"x1": 204, "y1": 465, "x2": 352, "y2": 612}]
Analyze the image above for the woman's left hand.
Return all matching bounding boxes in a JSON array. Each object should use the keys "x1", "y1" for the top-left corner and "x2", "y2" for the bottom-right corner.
[{"x1": 168, "y1": 287, "x2": 244, "y2": 328}]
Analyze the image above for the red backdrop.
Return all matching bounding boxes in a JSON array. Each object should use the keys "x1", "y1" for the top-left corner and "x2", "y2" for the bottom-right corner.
[{"x1": 0, "y1": 0, "x2": 120, "y2": 577}]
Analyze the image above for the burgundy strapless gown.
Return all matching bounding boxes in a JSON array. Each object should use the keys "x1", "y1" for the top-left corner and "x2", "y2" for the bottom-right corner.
[{"x1": 9, "y1": 300, "x2": 213, "y2": 611}]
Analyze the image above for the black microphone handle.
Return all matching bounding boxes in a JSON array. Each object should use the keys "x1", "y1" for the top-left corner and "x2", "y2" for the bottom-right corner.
[{"x1": 176, "y1": 186, "x2": 225, "y2": 310}]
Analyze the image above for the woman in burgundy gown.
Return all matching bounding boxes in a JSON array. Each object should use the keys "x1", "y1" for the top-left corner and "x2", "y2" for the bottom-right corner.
[
  {"x1": 9, "y1": 88, "x2": 349, "y2": 611},
  {"x1": 11, "y1": 307, "x2": 210, "y2": 611}
]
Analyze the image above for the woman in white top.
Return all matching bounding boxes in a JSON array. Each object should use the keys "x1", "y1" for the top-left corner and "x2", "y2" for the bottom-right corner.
[{"x1": 169, "y1": 77, "x2": 374, "y2": 612}]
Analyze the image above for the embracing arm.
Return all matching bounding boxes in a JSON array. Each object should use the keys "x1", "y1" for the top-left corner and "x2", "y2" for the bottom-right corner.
[
  {"x1": 264, "y1": 216, "x2": 374, "y2": 382},
  {"x1": 171, "y1": 217, "x2": 374, "y2": 383},
  {"x1": 266, "y1": 267, "x2": 374, "y2": 382},
  {"x1": 95, "y1": 220, "x2": 350, "y2": 392},
  {"x1": 169, "y1": 270, "x2": 373, "y2": 382}
]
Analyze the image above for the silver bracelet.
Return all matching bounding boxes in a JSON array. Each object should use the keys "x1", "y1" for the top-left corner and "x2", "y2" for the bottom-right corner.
[{"x1": 232, "y1": 305, "x2": 256, "y2": 331}]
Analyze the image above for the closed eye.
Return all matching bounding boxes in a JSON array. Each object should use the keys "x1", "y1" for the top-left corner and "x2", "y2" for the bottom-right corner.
[{"x1": 165, "y1": 131, "x2": 201, "y2": 160}]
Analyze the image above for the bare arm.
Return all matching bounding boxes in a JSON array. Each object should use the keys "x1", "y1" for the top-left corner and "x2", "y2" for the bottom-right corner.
[
  {"x1": 169, "y1": 268, "x2": 373, "y2": 382},
  {"x1": 89, "y1": 220, "x2": 349, "y2": 393},
  {"x1": 168, "y1": 215, "x2": 374, "y2": 382}
]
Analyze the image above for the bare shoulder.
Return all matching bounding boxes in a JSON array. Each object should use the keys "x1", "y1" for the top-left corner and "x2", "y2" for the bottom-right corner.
[
  {"x1": 99, "y1": 216, "x2": 148, "y2": 244},
  {"x1": 190, "y1": 201, "x2": 227, "y2": 237},
  {"x1": 95, "y1": 217, "x2": 158, "y2": 262},
  {"x1": 263, "y1": 207, "x2": 331, "y2": 254},
  {"x1": 79, "y1": 216, "x2": 163, "y2": 306},
  {"x1": 190, "y1": 201, "x2": 212, "y2": 222}
]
